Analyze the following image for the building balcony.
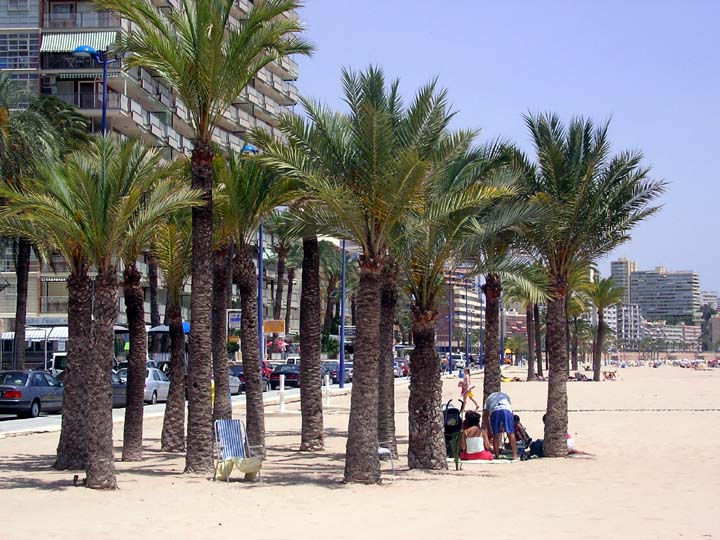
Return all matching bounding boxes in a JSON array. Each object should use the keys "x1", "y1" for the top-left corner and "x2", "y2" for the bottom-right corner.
[
  {"x1": 42, "y1": 11, "x2": 120, "y2": 30},
  {"x1": 41, "y1": 296, "x2": 69, "y2": 314}
]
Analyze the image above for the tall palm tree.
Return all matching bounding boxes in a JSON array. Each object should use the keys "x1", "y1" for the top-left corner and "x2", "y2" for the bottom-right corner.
[
  {"x1": 0, "y1": 75, "x2": 88, "y2": 370},
  {"x1": 257, "y1": 67, "x2": 456, "y2": 483},
  {"x1": 96, "y1": 0, "x2": 313, "y2": 473},
  {"x1": 520, "y1": 113, "x2": 664, "y2": 456},
  {"x1": 283, "y1": 241, "x2": 303, "y2": 337},
  {"x1": 392, "y1": 136, "x2": 522, "y2": 469},
  {"x1": 1, "y1": 136, "x2": 199, "y2": 488},
  {"x1": 504, "y1": 269, "x2": 548, "y2": 381},
  {"x1": 120, "y1": 156, "x2": 185, "y2": 463},
  {"x1": 587, "y1": 275, "x2": 624, "y2": 381},
  {"x1": 265, "y1": 211, "x2": 298, "y2": 352},
  {"x1": 154, "y1": 215, "x2": 193, "y2": 452},
  {"x1": 566, "y1": 263, "x2": 592, "y2": 371},
  {"x1": 318, "y1": 240, "x2": 342, "y2": 335},
  {"x1": 377, "y1": 255, "x2": 398, "y2": 458},
  {"x1": 216, "y1": 152, "x2": 299, "y2": 451}
]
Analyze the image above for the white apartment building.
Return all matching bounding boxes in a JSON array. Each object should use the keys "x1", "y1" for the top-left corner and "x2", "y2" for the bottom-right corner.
[
  {"x1": 610, "y1": 257, "x2": 636, "y2": 305},
  {"x1": 604, "y1": 303, "x2": 642, "y2": 351},
  {"x1": 0, "y1": 1, "x2": 302, "y2": 360},
  {"x1": 630, "y1": 266, "x2": 702, "y2": 323}
]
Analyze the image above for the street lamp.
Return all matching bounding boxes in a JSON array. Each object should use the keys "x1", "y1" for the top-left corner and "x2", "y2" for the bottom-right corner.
[
  {"x1": 339, "y1": 239, "x2": 347, "y2": 388},
  {"x1": 72, "y1": 45, "x2": 117, "y2": 135}
]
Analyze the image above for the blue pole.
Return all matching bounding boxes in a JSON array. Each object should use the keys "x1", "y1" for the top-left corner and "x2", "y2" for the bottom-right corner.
[
  {"x1": 479, "y1": 276, "x2": 485, "y2": 368},
  {"x1": 100, "y1": 54, "x2": 108, "y2": 135},
  {"x1": 499, "y1": 292, "x2": 505, "y2": 366},
  {"x1": 448, "y1": 275, "x2": 453, "y2": 373},
  {"x1": 339, "y1": 239, "x2": 346, "y2": 388},
  {"x1": 258, "y1": 222, "x2": 264, "y2": 368},
  {"x1": 465, "y1": 279, "x2": 469, "y2": 361}
]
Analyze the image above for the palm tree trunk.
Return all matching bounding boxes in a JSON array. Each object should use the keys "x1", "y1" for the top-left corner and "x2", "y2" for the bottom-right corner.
[
  {"x1": 593, "y1": 312, "x2": 604, "y2": 381},
  {"x1": 234, "y1": 247, "x2": 265, "y2": 451},
  {"x1": 407, "y1": 308, "x2": 446, "y2": 469},
  {"x1": 526, "y1": 305, "x2": 535, "y2": 381},
  {"x1": 344, "y1": 266, "x2": 381, "y2": 484},
  {"x1": 121, "y1": 264, "x2": 146, "y2": 462},
  {"x1": 185, "y1": 141, "x2": 214, "y2": 474},
  {"x1": 270, "y1": 250, "x2": 286, "y2": 353},
  {"x1": 350, "y1": 292, "x2": 357, "y2": 326},
  {"x1": 212, "y1": 247, "x2": 231, "y2": 422},
  {"x1": 85, "y1": 269, "x2": 118, "y2": 489},
  {"x1": 571, "y1": 317, "x2": 579, "y2": 371},
  {"x1": 284, "y1": 267, "x2": 295, "y2": 336},
  {"x1": 161, "y1": 302, "x2": 186, "y2": 452},
  {"x1": 322, "y1": 278, "x2": 337, "y2": 335},
  {"x1": 377, "y1": 260, "x2": 397, "y2": 457},
  {"x1": 54, "y1": 268, "x2": 91, "y2": 470},
  {"x1": 543, "y1": 278, "x2": 569, "y2": 458},
  {"x1": 147, "y1": 253, "x2": 161, "y2": 355},
  {"x1": 482, "y1": 273, "x2": 502, "y2": 402},
  {"x1": 299, "y1": 236, "x2": 323, "y2": 451},
  {"x1": 12, "y1": 238, "x2": 30, "y2": 369},
  {"x1": 534, "y1": 303, "x2": 543, "y2": 377}
]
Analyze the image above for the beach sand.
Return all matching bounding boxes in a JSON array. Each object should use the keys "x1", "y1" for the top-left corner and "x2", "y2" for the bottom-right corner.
[{"x1": 1, "y1": 366, "x2": 718, "y2": 539}]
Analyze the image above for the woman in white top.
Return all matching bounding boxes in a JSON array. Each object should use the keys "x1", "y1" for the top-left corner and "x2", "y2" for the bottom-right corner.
[{"x1": 460, "y1": 411, "x2": 492, "y2": 460}]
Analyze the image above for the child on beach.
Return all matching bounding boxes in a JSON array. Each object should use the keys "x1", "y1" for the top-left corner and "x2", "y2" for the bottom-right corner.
[{"x1": 458, "y1": 367, "x2": 479, "y2": 410}]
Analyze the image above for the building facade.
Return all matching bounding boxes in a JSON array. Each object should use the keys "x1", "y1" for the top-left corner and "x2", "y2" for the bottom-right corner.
[
  {"x1": 630, "y1": 266, "x2": 701, "y2": 323},
  {"x1": 641, "y1": 320, "x2": 701, "y2": 353},
  {"x1": 0, "y1": 1, "x2": 302, "y2": 362},
  {"x1": 610, "y1": 257, "x2": 636, "y2": 305},
  {"x1": 604, "y1": 303, "x2": 642, "y2": 351},
  {"x1": 700, "y1": 290, "x2": 718, "y2": 310},
  {"x1": 435, "y1": 269, "x2": 484, "y2": 356}
]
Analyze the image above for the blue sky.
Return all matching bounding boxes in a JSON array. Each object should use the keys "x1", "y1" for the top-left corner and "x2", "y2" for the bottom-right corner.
[{"x1": 295, "y1": 0, "x2": 720, "y2": 291}]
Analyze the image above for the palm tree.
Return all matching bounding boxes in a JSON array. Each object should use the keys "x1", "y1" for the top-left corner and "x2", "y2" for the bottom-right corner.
[
  {"x1": 377, "y1": 256, "x2": 398, "y2": 458},
  {"x1": 392, "y1": 138, "x2": 521, "y2": 470},
  {"x1": 566, "y1": 263, "x2": 592, "y2": 371},
  {"x1": 587, "y1": 275, "x2": 624, "y2": 381},
  {"x1": 318, "y1": 240, "x2": 343, "y2": 335},
  {"x1": 0, "y1": 75, "x2": 88, "y2": 370},
  {"x1": 504, "y1": 269, "x2": 548, "y2": 381},
  {"x1": 216, "y1": 152, "x2": 299, "y2": 451},
  {"x1": 1, "y1": 136, "x2": 199, "y2": 488},
  {"x1": 96, "y1": 0, "x2": 313, "y2": 473},
  {"x1": 520, "y1": 113, "x2": 665, "y2": 456},
  {"x1": 154, "y1": 215, "x2": 193, "y2": 452},
  {"x1": 257, "y1": 67, "x2": 456, "y2": 483},
  {"x1": 265, "y1": 211, "x2": 298, "y2": 353},
  {"x1": 120, "y1": 155, "x2": 185, "y2": 463}
]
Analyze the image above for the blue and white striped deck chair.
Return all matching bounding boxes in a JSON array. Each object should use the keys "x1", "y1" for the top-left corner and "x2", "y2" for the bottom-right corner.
[{"x1": 213, "y1": 419, "x2": 263, "y2": 481}]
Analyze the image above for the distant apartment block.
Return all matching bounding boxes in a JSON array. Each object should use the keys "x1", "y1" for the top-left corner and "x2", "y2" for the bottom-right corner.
[
  {"x1": 641, "y1": 320, "x2": 701, "y2": 353},
  {"x1": 610, "y1": 257, "x2": 636, "y2": 304},
  {"x1": 604, "y1": 303, "x2": 642, "y2": 350},
  {"x1": 436, "y1": 269, "x2": 484, "y2": 355},
  {"x1": 700, "y1": 290, "x2": 718, "y2": 310},
  {"x1": 630, "y1": 266, "x2": 701, "y2": 323}
]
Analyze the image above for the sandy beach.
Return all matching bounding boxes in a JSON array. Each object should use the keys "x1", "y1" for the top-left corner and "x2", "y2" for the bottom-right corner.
[{"x1": 1, "y1": 366, "x2": 719, "y2": 540}]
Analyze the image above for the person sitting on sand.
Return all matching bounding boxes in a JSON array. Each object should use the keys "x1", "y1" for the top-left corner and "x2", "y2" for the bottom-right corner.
[
  {"x1": 513, "y1": 414, "x2": 532, "y2": 447},
  {"x1": 460, "y1": 411, "x2": 492, "y2": 460},
  {"x1": 533, "y1": 414, "x2": 593, "y2": 456},
  {"x1": 458, "y1": 367, "x2": 479, "y2": 410},
  {"x1": 482, "y1": 391, "x2": 518, "y2": 460}
]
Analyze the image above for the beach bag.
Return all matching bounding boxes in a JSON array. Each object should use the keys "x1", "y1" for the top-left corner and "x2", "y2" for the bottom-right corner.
[{"x1": 529, "y1": 439, "x2": 544, "y2": 458}]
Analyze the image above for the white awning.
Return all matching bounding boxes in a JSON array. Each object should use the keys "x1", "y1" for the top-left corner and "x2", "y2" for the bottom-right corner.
[
  {"x1": 40, "y1": 31, "x2": 118, "y2": 53},
  {"x1": 49, "y1": 326, "x2": 69, "y2": 340}
]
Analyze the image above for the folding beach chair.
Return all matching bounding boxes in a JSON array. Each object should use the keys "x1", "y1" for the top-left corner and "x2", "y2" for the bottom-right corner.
[
  {"x1": 378, "y1": 440, "x2": 395, "y2": 476},
  {"x1": 213, "y1": 419, "x2": 263, "y2": 481}
]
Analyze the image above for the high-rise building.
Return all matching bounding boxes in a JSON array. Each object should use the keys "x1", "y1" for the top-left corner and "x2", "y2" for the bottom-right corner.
[
  {"x1": 435, "y1": 269, "x2": 484, "y2": 356},
  {"x1": 604, "y1": 303, "x2": 642, "y2": 350},
  {"x1": 700, "y1": 291, "x2": 718, "y2": 310},
  {"x1": 0, "y1": 1, "x2": 301, "y2": 366},
  {"x1": 630, "y1": 267, "x2": 702, "y2": 323},
  {"x1": 610, "y1": 258, "x2": 636, "y2": 304}
]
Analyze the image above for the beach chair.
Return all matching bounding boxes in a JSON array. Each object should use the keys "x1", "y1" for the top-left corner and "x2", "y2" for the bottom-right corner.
[
  {"x1": 213, "y1": 419, "x2": 263, "y2": 482},
  {"x1": 378, "y1": 440, "x2": 395, "y2": 476}
]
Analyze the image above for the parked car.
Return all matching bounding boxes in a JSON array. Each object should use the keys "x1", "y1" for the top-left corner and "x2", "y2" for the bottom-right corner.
[
  {"x1": 117, "y1": 368, "x2": 128, "y2": 384},
  {"x1": 144, "y1": 367, "x2": 170, "y2": 404},
  {"x1": 270, "y1": 364, "x2": 301, "y2": 389},
  {"x1": 344, "y1": 362, "x2": 354, "y2": 382},
  {"x1": 285, "y1": 354, "x2": 301, "y2": 365},
  {"x1": 322, "y1": 361, "x2": 353, "y2": 384},
  {"x1": 393, "y1": 361, "x2": 404, "y2": 377},
  {"x1": 49, "y1": 353, "x2": 67, "y2": 377},
  {"x1": 0, "y1": 370, "x2": 63, "y2": 418},
  {"x1": 57, "y1": 370, "x2": 127, "y2": 408},
  {"x1": 229, "y1": 365, "x2": 271, "y2": 392}
]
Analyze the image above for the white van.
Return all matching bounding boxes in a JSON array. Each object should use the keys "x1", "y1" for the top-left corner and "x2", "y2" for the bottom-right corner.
[
  {"x1": 50, "y1": 353, "x2": 67, "y2": 377},
  {"x1": 286, "y1": 354, "x2": 301, "y2": 365},
  {"x1": 450, "y1": 353, "x2": 466, "y2": 369}
]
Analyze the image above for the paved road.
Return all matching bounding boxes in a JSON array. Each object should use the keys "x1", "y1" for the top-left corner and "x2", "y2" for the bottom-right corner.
[{"x1": 0, "y1": 382, "x2": 356, "y2": 437}]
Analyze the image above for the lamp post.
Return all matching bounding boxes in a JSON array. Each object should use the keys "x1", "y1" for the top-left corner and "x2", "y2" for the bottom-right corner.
[
  {"x1": 464, "y1": 277, "x2": 469, "y2": 362},
  {"x1": 339, "y1": 239, "x2": 347, "y2": 388},
  {"x1": 447, "y1": 274, "x2": 453, "y2": 373},
  {"x1": 72, "y1": 45, "x2": 116, "y2": 135}
]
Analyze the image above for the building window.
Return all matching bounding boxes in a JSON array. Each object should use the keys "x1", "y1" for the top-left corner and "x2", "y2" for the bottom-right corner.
[
  {"x1": 8, "y1": 0, "x2": 30, "y2": 10},
  {"x1": 0, "y1": 33, "x2": 39, "y2": 70}
]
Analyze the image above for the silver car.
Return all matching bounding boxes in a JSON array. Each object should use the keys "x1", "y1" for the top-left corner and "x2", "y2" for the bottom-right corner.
[
  {"x1": 144, "y1": 368, "x2": 170, "y2": 404},
  {"x1": 0, "y1": 370, "x2": 64, "y2": 418},
  {"x1": 228, "y1": 374, "x2": 241, "y2": 395}
]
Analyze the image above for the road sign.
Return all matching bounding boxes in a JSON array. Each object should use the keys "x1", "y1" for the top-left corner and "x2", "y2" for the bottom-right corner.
[
  {"x1": 229, "y1": 335, "x2": 240, "y2": 343},
  {"x1": 227, "y1": 309, "x2": 242, "y2": 330},
  {"x1": 344, "y1": 325, "x2": 356, "y2": 339},
  {"x1": 263, "y1": 319, "x2": 285, "y2": 334}
]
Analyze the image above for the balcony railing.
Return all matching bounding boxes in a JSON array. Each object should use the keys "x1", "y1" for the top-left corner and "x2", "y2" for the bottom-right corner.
[
  {"x1": 54, "y1": 92, "x2": 124, "y2": 110},
  {"x1": 41, "y1": 296, "x2": 69, "y2": 314},
  {"x1": 43, "y1": 10, "x2": 120, "y2": 29}
]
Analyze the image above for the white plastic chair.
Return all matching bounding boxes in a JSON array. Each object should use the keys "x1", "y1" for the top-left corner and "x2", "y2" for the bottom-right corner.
[{"x1": 378, "y1": 441, "x2": 395, "y2": 475}]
